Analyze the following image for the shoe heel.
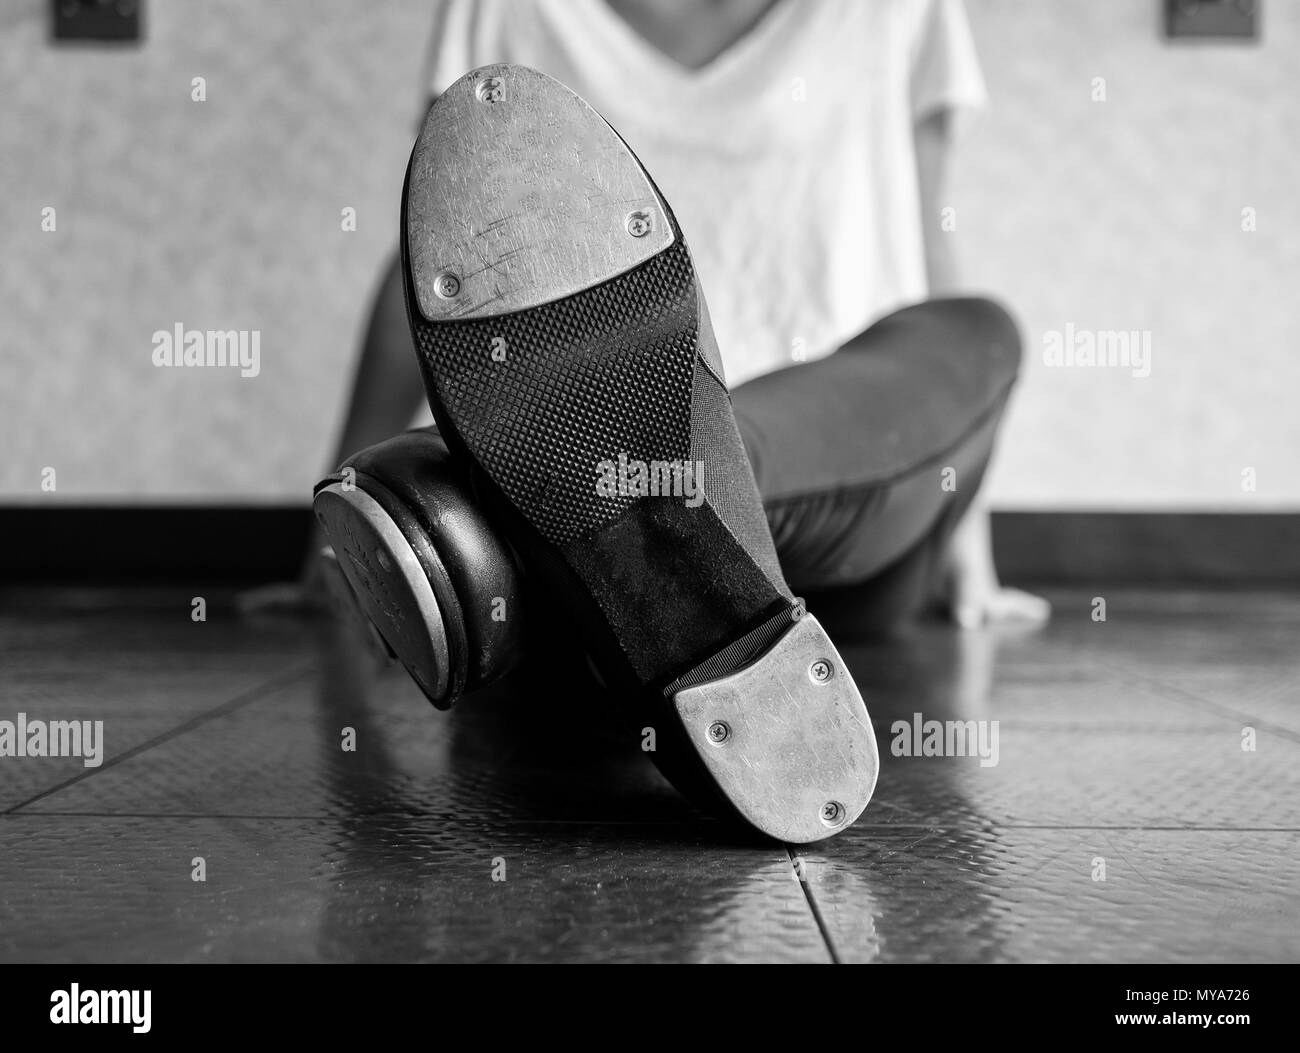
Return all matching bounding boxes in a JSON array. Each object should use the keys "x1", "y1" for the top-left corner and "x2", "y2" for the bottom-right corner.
[
  {"x1": 313, "y1": 482, "x2": 463, "y2": 708},
  {"x1": 669, "y1": 611, "x2": 879, "y2": 844},
  {"x1": 318, "y1": 543, "x2": 399, "y2": 664}
]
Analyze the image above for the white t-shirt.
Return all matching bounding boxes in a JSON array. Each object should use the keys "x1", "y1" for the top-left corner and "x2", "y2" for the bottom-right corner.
[{"x1": 410, "y1": 0, "x2": 985, "y2": 409}]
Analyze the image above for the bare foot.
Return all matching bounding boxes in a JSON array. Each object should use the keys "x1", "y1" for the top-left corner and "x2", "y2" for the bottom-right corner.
[{"x1": 945, "y1": 504, "x2": 1051, "y2": 630}]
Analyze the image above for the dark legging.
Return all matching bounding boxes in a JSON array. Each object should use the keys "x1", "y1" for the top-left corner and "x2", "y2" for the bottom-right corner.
[{"x1": 732, "y1": 297, "x2": 1022, "y2": 637}]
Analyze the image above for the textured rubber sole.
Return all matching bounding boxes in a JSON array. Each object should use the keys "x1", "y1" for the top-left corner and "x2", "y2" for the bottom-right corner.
[
  {"x1": 405, "y1": 65, "x2": 786, "y2": 689},
  {"x1": 401, "y1": 63, "x2": 878, "y2": 842}
]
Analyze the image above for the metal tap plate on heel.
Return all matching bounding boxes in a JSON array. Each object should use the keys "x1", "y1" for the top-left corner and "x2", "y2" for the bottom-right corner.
[
  {"x1": 319, "y1": 544, "x2": 399, "y2": 664},
  {"x1": 671, "y1": 614, "x2": 879, "y2": 844},
  {"x1": 313, "y1": 483, "x2": 457, "y2": 708}
]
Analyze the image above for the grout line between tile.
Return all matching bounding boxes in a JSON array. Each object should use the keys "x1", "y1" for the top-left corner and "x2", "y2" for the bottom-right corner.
[
  {"x1": 1109, "y1": 664, "x2": 1300, "y2": 744},
  {"x1": 787, "y1": 845, "x2": 841, "y2": 964},
  {"x1": 2, "y1": 665, "x2": 312, "y2": 815}
]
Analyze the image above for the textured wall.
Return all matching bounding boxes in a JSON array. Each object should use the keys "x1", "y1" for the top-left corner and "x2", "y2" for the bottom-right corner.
[
  {"x1": 0, "y1": 0, "x2": 432, "y2": 502},
  {"x1": 2, "y1": 0, "x2": 1296, "y2": 508},
  {"x1": 960, "y1": 0, "x2": 1300, "y2": 509}
]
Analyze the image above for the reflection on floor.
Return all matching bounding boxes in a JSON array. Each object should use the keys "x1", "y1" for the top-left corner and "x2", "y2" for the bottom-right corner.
[{"x1": 1, "y1": 588, "x2": 1297, "y2": 963}]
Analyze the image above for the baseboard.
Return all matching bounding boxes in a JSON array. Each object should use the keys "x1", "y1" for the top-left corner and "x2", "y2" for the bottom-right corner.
[
  {"x1": 1, "y1": 507, "x2": 314, "y2": 586},
  {"x1": 991, "y1": 511, "x2": 1300, "y2": 585},
  {"x1": 1, "y1": 507, "x2": 1296, "y2": 586}
]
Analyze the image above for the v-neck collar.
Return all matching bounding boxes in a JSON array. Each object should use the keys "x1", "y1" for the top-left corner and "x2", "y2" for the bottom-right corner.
[{"x1": 577, "y1": 0, "x2": 804, "y2": 89}]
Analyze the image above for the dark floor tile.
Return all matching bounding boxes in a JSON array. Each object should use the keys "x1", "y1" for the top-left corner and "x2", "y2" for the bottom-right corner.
[
  {"x1": 3, "y1": 587, "x2": 1298, "y2": 963},
  {"x1": 0, "y1": 596, "x2": 313, "y2": 808},
  {"x1": 796, "y1": 827, "x2": 1300, "y2": 963},
  {"x1": 19, "y1": 649, "x2": 699, "y2": 825},
  {"x1": 0, "y1": 815, "x2": 825, "y2": 963},
  {"x1": 864, "y1": 724, "x2": 1300, "y2": 828}
]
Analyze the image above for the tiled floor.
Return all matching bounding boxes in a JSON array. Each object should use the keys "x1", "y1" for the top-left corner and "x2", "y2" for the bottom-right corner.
[{"x1": 1, "y1": 588, "x2": 1297, "y2": 963}]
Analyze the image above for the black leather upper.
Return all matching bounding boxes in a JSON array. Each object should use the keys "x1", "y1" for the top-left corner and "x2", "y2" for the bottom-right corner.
[{"x1": 338, "y1": 427, "x2": 524, "y2": 690}]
